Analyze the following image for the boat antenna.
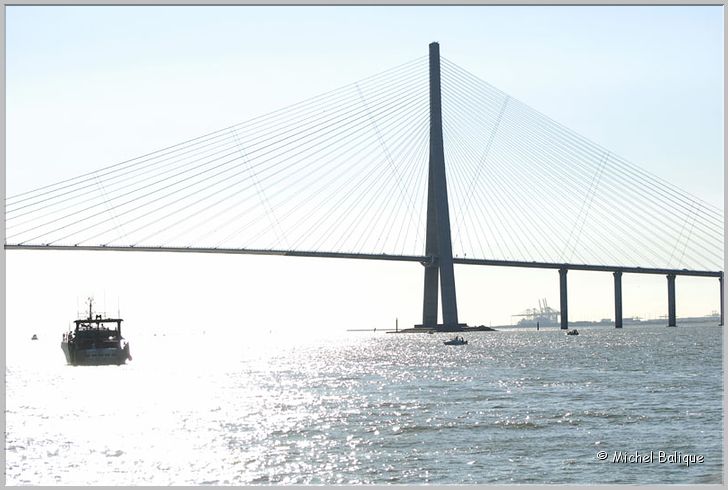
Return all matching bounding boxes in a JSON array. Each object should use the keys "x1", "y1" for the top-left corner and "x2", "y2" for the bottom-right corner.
[{"x1": 117, "y1": 297, "x2": 120, "y2": 318}]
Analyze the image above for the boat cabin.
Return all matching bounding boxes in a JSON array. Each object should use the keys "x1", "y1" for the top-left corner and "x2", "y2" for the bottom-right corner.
[{"x1": 64, "y1": 299, "x2": 124, "y2": 348}]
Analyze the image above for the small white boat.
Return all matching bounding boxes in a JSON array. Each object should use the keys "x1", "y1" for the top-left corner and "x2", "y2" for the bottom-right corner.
[{"x1": 444, "y1": 336, "x2": 468, "y2": 345}]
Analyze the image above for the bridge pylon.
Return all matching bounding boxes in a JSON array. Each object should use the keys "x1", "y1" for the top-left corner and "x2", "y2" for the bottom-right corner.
[{"x1": 417, "y1": 42, "x2": 468, "y2": 332}]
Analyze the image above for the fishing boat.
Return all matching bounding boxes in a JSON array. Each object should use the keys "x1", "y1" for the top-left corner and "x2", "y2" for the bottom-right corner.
[
  {"x1": 61, "y1": 298, "x2": 132, "y2": 366},
  {"x1": 444, "y1": 335, "x2": 468, "y2": 345}
]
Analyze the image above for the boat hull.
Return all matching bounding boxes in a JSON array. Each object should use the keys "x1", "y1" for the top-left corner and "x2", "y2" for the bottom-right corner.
[{"x1": 61, "y1": 341, "x2": 131, "y2": 366}]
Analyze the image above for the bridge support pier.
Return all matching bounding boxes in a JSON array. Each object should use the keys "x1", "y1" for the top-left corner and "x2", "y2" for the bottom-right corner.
[
  {"x1": 667, "y1": 273, "x2": 677, "y2": 327},
  {"x1": 613, "y1": 271, "x2": 623, "y2": 328},
  {"x1": 719, "y1": 273, "x2": 724, "y2": 327},
  {"x1": 559, "y1": 268, "x2": 568, "y2": 329},
  {"x1": 418, "y1": 41, "x2": 464, "y2": 331}
]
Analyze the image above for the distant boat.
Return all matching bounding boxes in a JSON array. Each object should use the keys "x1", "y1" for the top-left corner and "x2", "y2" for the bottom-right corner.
[
  {"x1": 444, "y1": 336, "x2": 468, "y2": 345},
  {"x1": 31, "y1": 334, "x2": 38, "y2": 340},
  {"x1": 61, "y1": 297, "x2": 131, "y2": 366},
  {"x1": 566, "y1": 329, "x2": 579, "y2": 336}
]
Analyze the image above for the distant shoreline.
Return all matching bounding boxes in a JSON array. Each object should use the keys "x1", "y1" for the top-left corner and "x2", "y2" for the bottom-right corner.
[
  {"x1": 502, "y1": 315, "x2": 721, "y2": 329},
  {"x1": 348, "y1": 315, "x2": 721, "y2": 333}
]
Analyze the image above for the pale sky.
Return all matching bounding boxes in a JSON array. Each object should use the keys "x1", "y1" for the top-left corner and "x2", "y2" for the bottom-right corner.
[{"x1": 4, "y1": 5, "x2": 724, "y2": 341}]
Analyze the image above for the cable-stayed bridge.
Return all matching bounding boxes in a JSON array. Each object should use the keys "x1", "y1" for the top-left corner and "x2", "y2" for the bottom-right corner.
[{"x1": 5, "y1": 43, "x2": 724, "y2": 330}]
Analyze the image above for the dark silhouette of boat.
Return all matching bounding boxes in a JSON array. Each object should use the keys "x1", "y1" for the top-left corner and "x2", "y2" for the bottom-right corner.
[
  {"x1": 61, "y1": 298, "x2": 131, "y2": 365},
  {"x1": 566, "y1": 329, "x2": 579, "y2": 336},
  {"x1": 31, "y1": 334, "x2": 38, "y2": 340},
  {"x1": 444, "y1": 335, "x2": 468, "y2": 345}
]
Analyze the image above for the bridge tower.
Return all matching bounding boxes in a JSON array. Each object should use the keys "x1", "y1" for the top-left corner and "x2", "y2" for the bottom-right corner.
[{"x1": 418, "y1": 42, "x2": 468, "y2": 331}]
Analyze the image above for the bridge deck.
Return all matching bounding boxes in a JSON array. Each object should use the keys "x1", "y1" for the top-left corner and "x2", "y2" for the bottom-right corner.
[{"x1": 4, "y1": 244, "x2": 721, "y2": 278}]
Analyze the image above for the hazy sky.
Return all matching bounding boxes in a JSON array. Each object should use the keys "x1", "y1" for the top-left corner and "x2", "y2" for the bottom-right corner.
[{"x1": 4, "y1": 5, "x2": 724, "y2": 340}]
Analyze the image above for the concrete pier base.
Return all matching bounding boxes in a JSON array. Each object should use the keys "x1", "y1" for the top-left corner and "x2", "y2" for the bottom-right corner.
[{"x1": 414, "y1": 323, "x2": 469, "y2": 332}]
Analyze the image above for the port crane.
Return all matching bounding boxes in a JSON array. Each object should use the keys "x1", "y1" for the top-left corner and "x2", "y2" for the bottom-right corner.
[{"x1": 512, "y1": 298, "x2": 560, "y2": 325}]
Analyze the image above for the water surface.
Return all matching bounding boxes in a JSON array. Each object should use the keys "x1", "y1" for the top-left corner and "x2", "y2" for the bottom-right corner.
[{"x1": 5, "y1": 323, "x2": 722, "y2": 484}]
